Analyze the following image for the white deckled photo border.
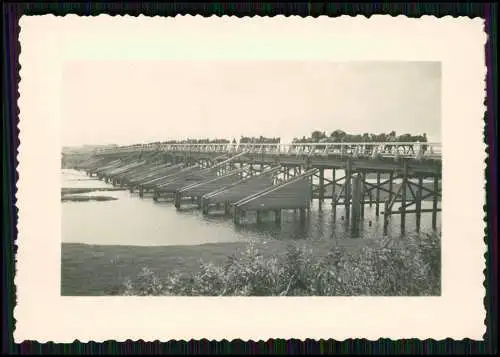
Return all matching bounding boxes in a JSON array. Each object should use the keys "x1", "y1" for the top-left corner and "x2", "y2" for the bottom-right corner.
[{"x1": 15, "y1": 15, "x2": 487, "y2": 342}]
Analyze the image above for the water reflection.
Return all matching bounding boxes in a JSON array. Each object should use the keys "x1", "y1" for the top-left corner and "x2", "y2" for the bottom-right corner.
[{"x1": 62, "y1": 169, "x2": 440, "y2": 247}]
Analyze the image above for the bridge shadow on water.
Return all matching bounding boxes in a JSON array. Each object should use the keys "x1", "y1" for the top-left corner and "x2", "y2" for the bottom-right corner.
[
  {"x1": 173, "y1": 200, "x2": 439, "y2": 243},
  {"x1": 62, "y1": 169, "x2": 440, "y2": 247}
]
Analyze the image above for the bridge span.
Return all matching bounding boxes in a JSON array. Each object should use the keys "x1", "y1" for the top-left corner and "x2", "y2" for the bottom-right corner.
[{"x1": 68, "y1": 142, "x2": 442, "y2": 235}]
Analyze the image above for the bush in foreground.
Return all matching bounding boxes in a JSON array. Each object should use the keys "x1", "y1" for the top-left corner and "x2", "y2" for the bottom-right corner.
[{"x1": 120, "y1": 233, "x2": 440, "y2": 296}]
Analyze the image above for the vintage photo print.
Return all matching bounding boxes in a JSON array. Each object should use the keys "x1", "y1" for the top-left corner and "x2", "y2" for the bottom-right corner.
[{"x1": 15, "y1": 15, "x2": 486, "y2": 341}]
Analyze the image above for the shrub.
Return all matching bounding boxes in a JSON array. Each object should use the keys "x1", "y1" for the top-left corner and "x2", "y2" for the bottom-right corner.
[{"x1": 119, "y1": 232, "x2": 441, "y2": 296}]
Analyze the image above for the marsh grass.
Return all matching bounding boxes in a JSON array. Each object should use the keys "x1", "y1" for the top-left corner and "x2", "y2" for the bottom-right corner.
[{"x1": 119, "y1": 232, "x2": 440, "y2": 296}]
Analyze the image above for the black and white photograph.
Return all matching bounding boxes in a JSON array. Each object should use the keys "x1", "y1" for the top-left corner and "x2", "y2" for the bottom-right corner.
[{"x1": 60, "y1": 59, "x2": 442, "y2": 297}]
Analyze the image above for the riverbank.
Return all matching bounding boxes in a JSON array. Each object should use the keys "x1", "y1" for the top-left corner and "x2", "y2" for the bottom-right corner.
[
  {"x1": 61, "y1": 233, "x2": 440, "y2": 296},
  {"x1": 61, "y1": 240, "x2": 365, "y2": 295}
]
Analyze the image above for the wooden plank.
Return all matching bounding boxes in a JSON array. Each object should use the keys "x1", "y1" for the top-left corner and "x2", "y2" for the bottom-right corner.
[
  {"x1": 131, "y1": 164, "x2": 183, "y2": 184},
  {"x1": 204, "y1": 174, "x2": 274, "y2": 205},
  {"x1": 180, "y1": 173, "x2": 245, "y2": 197},
  {"x1": 139, "y1": 165, "x2": 186, "y2": 187},
  {"x1": 236, "y1": 177, "x2": 311, "y2": 211}
]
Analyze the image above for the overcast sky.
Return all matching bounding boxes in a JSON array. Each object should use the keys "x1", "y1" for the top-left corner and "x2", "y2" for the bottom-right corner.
[{"x1": 61, "y1": 61, "x2": 441, "y2": 146}]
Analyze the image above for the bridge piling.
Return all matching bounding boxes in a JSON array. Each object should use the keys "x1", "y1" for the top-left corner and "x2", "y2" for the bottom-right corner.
[
  {"x1": 73, "y1": 141, "x2": 441, "y2": 234},
  {"x1": 360, "y1": 171, "x2": 366, "y2": 219},
  {"x1": 319, "y1": 168, "x2": 325, "y2": 210},
  {"x1": 274, "y1": 209, "x2": 281, "y2": 224},
  {"x1": 351, "y1": 173, "x2": 362, "y2": 236},
  {"x1": 375, "y1": 173, "x2": 381, "y2": 216},
  {"x1": 345, "y1": 159, "x2": 352, "y2": 223},
  {"x1": 432, "y1": 175, "x2": 439, "y2": 229},
  {"x1": 401, "y1": 160, "x2": 408, "y2": 234},
  {"x1": 416, "y1": 175, "x2": 423, "y2": 232},
  {"x1": 388, "y1": 172, "x2": 394, "y2": 207},
  {"x1": 299, "y1": 208, "x2": 306, "y2": 221},
  {"x1": 383, "y1": 201, "x2": 389, "y2": 234}
]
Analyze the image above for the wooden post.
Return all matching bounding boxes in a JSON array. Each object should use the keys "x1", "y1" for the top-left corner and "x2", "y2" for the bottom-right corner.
[
  {"x1": 319, "y1": 168, "x2": 325, "y2": 210},
  {"x1": 360, "y1": 171, "x2": 365, "y2": 219},
  {"x1": 345, "y1": 159, "x2": 352, "y2": 223},
  {"x1": 388, "y1": 171, "x2": 394, "y2": 205},
  {"x1": 376, "y1": 173, "x2": 381, "y2": 216},
  {"x1": 174, "y1": 192, "x2": 182, "y2": 208},
  {"x1": 309, "y1": 174, "x2": 313, "y2": 203},
  {"x1": 299, "y1": 208, "x2": 306, "y2": 221},
  {"x1": 332, "y1": 169, "x2": 337, "y2": 220},
  {"x1": 416, "y1": 176, "x2": 423, "y2": 232},
  {"x1": 202, "y1": 200, "x2": 209, "y2": 215},
  {"x1": 233, "y1": 207, "x2": 240, "y2": 225},
  {"x1": 401, "y1": 160, "x2": 408, "y2": 234},
  {"x1": 383, "y1": 201, "x2": 389, "y2": 234},
  {"x1": 351, "y1": 173, "x2": 362, "y2": 235},
  {"x1": 275, "y1": 209, "x2": 281, "y2": 224},
  {"x1": 432, "y1": 175, "x2": 439, "y2": 229}
]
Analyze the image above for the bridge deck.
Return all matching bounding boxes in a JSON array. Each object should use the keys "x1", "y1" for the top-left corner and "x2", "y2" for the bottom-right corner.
[
  {"x1": 68, "y1": 141, "x2": 441, "y2": 232},
  {"x1": 91, "y1": 142, "x2": 442, "y2": 175}
]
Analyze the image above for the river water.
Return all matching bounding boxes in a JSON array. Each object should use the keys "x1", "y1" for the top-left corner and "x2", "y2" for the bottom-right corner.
[{"x1": 61, "y1": 169, "x2": 441, "y2": 247}]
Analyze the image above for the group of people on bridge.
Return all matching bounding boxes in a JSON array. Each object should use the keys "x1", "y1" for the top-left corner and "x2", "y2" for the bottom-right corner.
[{"x1": 116, "y1": 131, "x2": 434, "y2": 158}]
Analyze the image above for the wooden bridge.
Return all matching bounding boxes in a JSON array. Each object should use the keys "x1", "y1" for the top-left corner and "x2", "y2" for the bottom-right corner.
[{"x1": 70, "y1": 142, "x2": 442, "y2": 235}]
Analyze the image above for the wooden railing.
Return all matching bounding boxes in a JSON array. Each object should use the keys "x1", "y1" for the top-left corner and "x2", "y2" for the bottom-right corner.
[{"x1": 93, "y1": 142, "x2": 442, "y2": 160}]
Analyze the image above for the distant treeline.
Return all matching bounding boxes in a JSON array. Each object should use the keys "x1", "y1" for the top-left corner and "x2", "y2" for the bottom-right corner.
[{"x1": 293, "y1": 130, "x2": 428, "y2": 143}]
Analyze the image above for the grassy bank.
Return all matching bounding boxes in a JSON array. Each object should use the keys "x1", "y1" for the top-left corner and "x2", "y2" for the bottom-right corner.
[{"x1": 62, "y1": 233, "x2": 440, "y2": 296}]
